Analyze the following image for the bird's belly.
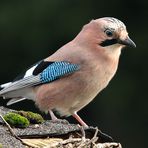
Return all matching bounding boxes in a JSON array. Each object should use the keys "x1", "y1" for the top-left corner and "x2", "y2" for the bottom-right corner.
[
  {"x1": 55, "y1": 73, "x2": 112, "y2": 116},
  {"x1": 63, "y1": 73, "x2": 112, "y2": 114},
  {"x1": 35, "y1": 66, "x2": 115, "y2": 116}
]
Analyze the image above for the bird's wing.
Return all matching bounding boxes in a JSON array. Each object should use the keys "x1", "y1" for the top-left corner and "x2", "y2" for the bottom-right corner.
[
  {"x1": 12, "y1": 60, "x2": 54, "y2": 81},
  {"x1": 0, "y1": 61, "x2": 80, "y2": 95},
  {"x1": 0, "y1": 60, "x2": 52, "y2": 90}
]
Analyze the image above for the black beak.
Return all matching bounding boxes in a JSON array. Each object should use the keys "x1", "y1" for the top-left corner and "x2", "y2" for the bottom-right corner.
[{"x1": 118, "y1": 36, "x2": 136, "y2": 48}]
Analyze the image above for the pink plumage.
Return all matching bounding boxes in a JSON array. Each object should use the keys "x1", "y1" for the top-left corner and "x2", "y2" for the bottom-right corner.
[{"x1": 0, "y1": 17, "x2": 136, "y2": 127}]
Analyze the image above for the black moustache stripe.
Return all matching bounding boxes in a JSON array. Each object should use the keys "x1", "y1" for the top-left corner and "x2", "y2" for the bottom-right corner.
[{"x1": 100, "y1": 39, "x2": 118, "y2": 47}]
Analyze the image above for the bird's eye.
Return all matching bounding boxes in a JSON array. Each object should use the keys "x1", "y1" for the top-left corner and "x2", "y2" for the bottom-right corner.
[{"x1": 105, "y1": 29, "x2": 113, "y2": 37}]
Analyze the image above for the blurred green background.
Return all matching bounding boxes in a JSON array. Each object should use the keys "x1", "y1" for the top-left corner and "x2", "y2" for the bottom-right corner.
[{"x1": 0, "y1": 0, "x2": 147, "y2": 147}]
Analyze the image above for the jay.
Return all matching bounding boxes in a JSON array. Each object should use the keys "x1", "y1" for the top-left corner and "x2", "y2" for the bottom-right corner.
[{"x1": 0, "y1": 17, "x2": 136, "y2": 128}]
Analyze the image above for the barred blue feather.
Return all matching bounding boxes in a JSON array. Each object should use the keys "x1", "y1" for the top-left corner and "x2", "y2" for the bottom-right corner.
[{"x1": 40, "y1": 61, "x2": 80, "y2": 83}]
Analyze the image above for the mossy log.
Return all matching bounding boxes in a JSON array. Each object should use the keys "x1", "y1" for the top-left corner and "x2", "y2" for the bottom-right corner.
[{"x1": 0, "y1": 106, "x2": 122, "y2": 148}]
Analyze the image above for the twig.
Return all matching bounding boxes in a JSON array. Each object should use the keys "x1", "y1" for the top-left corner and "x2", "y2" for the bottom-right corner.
[
  {"x1": 0, "y1": 113, "x2": 36, "y2": 148},
  {"x1": 49, "y1": 138, "x2": 88, "y2": 148},
  {"x1": 94, "y1": 142, "x2": 122, "y2": 148},
  {"x1": 77, "y1": 127, "x2": 99, "y2": 148},
  {"x1": 87, "y1": 127, "x2": 99, "y2": 145},
  {"x1": 49, "y1": 127, "x2": 90, "y2": 148},
  {"x1": 0, "y1": 114, "x2": 17, "y2": 138},
  {"x1": 80, "y1": 126, "x2": 86, "y2": 139},
  {"x1": 77, "y1": 126, "x2": 87, "y2": 148}
]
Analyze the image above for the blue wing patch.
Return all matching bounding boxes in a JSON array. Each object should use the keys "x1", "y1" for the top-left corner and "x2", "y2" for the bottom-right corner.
[{"x1": 40, "y1": 61, "x2": 80, "y2": 83}]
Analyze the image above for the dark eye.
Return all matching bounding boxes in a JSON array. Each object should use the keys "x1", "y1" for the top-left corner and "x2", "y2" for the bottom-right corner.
[{"x1": 105, "y1": 29, "x2": 113, "y2": 37}]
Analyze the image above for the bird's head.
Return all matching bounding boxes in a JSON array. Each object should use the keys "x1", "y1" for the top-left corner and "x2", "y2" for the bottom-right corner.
[
  {"x1": 77, "y1": 17, "x2": 136, "y2": 52},
  {"x1": 93, "y1": 17, "x2": 136, "y2": 49}
]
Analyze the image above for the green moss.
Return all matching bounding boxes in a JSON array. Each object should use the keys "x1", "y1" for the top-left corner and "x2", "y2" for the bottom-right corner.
[
  {"x1": 3, "y1": 112, "x2": 29, "y2": 128},
  {"x1": 17, "y1": 111, "x2": 44, "y2": 124}
]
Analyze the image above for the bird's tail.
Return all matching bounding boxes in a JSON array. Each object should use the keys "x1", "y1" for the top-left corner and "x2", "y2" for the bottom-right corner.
[
  {"x1": 0, "y1": 82, "x2": 12, "y2": 90},
  {"x1": 0, "y1": 82, "x2": 12, "y2": 96},
  {"x1": 0, "y1": 82, "x2": 27, "y2": 106},
  {"x1": 6, "y1": 97, "x2": 26, "y2": 106}
]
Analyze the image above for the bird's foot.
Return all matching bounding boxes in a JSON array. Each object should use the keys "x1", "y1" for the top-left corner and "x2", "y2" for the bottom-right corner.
[
  {"x1": 72, "y1": 112, "x2": 89, "y2": 128},
  {"x1": 49, "y1": 110, "x2": 69, "y2": 124},
  {"x1": 50, "y1": 118, "x2": 69, "y2": 124}
]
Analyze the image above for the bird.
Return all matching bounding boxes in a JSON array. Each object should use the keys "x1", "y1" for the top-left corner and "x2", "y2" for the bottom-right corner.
[{"x1": 0, "y1": 17, "x2": 136, "y2": 128}]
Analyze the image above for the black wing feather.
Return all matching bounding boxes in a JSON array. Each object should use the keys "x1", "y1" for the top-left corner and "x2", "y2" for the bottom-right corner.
[
  {"x1": 33, "y1": 61, "x2": 54, "y2": 75},
  {"x1": 13, "y1": 60, "x2": 53, "y2": 82}
]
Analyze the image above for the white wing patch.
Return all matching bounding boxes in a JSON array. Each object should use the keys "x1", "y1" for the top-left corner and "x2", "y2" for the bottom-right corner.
[
  {"x1": 0, "y1": 82, "x2": 12, "y2": 88},
  {"x1": 24, "y1": 64, "x2": 38, "y2": 78}
]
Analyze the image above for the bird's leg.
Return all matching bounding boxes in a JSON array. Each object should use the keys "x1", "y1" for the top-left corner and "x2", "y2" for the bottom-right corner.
[
  {"x1": 72, "y1": 112, "x2": 88, "y2": 128},
  {"x1": 49, "y1": 110, "x2": 69, "y2": 124},
  {"x1": 49, "y1": 110, "x2": 58, "y2": 121}
]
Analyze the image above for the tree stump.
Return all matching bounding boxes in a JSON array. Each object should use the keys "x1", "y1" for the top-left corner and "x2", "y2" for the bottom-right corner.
[{"x1": 0, "y1": 106, "x2": 122, "y2": 148}]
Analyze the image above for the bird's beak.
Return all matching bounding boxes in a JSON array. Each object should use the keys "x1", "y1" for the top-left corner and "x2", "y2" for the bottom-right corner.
[{"x1": 118, "y1": 36, "x2": 136, "y2": 48}]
